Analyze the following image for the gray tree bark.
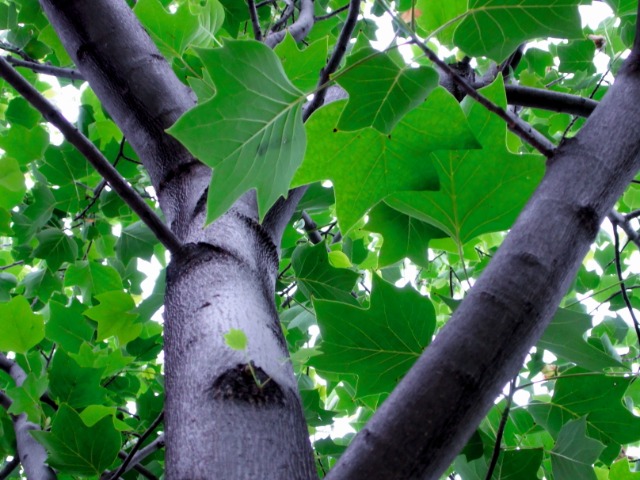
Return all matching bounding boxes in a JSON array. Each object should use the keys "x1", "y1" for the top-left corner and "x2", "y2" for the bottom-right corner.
[{"x1": 39, "y1": 1, "x2": 316, "y2": 478}]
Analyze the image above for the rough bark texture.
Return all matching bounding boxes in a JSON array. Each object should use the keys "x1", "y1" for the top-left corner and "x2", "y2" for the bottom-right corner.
[
  {"x1": 327, "y1": 48, "x2": 640, "y2": 480},
  {"x1": 40, "y1": 1, "x2": 316, "y2": 478}
]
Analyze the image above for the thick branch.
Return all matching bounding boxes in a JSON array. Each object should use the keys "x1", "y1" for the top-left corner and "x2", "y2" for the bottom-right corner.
[
  {"x1": 0, "y1": 354, "x2": 56, "y2": 480},
  {"x1": 328, "y1": 21, "x2": 640, "y2": 480},
  {"x1": 0, "y1": 56, "x2": 182, "y2": 254},
  {"x1": 505, "y1": 85, "x2": 598, "y2": 118},
  {"x1": 264, "y1": 0, "x2": 314, "y2": 47}
]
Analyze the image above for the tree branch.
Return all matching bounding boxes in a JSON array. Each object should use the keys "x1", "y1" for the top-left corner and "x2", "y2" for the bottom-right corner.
[
  {"x1": 328, "y1": 10, "x2": 640, "y2": 478},
  {"x1": 247, "y1": 0, "x2": 263, "y2": 41},
  {"x1": 265, "y1": 0, "x2": 314, "y2": 47},
  {"x1": 0, "y1": 354, "x2": 56, "y2": 480},
  {"x1": 301, "y1": 211, "x2": 323, "y2": 244},
  {"x1": 505, "y1": 85, "x2": 598, "y2": 118},
  {"x1": 380, "y1": 0, "x2": 554, "y2": 157},
  {"x1": 0, "y1": 456, "x2": 20, "y2": 480},
  {"x1": 0, "y1": 56, "x2": 182, "y2": 254},
  {"x1": 105, "y1": 411, "x2": 164, "y2": 480},
  {"x1": 5, "y1": 56, "x2": 84, "y2": 81},
  {"x1": 303, "y1": 0, "x2": 361, "y2": 121}
]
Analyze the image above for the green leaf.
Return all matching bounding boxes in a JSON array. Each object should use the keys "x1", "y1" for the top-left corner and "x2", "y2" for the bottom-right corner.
[
  {"x1": 311, "y1": 276, "x2": 436, "y2": 397},
  {"x1": 5, "y1": 373, "x2": 47, "y2": 423},
  {"x1": 0, "y1": 295, "x2": 44, "y2": 354},
  {"x1": 224, "y1": 328, "x2": 248, "y2": 351},
  {"x1": 0, "y1": 125, "x2": 48, "y2": 165},
  {"x1": 558, "y1": 40, "x2": 597, "y2": 74},
  {"x1": 539, "y1": 308, "x2": 624, "y2": 371},
  {"x1": 292, "y1": 242, "x2": 360, "y2": 305},
  {"x1": 366, "y1": 202, "x2": 447, "y2": 267},
  {"x1": 134, "y1": 0, "x2": 223, "y2": 59},
  {"x1": 116, "y1": 221, "x2": 158, "y2": 266},
  {"x1": 31, "y1": 404, "x2": 120, "y2": 476},
  {"x1": 0, "y1": 273, "x2": 17, "y2": 302},
  {"x1": 5, "y1": 97, "x2": 40, "y2": 128},
  {"x1": 84, "y1": 291, "x2": 142, "y2": 345},
  {"x1": 336, "y1": 47, "x2": 439, "y2": 134},
  {"x1": 454, "y1": 0, "x2": 583, "y2": 62},
  {"x1": 168, "y1": 40, "x2": 306, "y2": 222},
  {"x1": 33, "y1": 228, "x2": 78, "y2": 272},
  {"x1": 293, "y1": 87, "x2": 480, "y2": 233},
  {"x1": 274, "y1": 33, "x2": 328, "y2": 92},
  {"x1": 0, "y1": 157, "x2": 26, "y2": 211},
  {"x1": 608, "y1": 458, "x2": 640, "y2": 480},
  {"x1": 550, "y1": 417, "x2": 604, "y2": 480},
  {"x1": 529, "y1": 368, "x2": 640, "y2": 449},
  {"x1": 387, "y1": 76, "x2": 544, "y2": 245},
  {"x1": 415, "y1": 0, "x2": 466, "y2": 44},
  {"x1": 49, "y1": 350, "x2": 108, "y2": 408},
  {"x1": 64, "y1": 261, "x2": 123, "y2": 300},
  {"x1": 46, "y1": 300, "x2": 94, "y2": 354}
]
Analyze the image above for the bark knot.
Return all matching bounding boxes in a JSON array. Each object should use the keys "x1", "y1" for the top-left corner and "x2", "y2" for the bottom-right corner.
[{"x1": 210, "y1": 362, "x2": 285, "y2": 406}]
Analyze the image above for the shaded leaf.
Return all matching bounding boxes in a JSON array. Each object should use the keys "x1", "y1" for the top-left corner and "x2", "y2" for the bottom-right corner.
[
  {"x1": 84, "y1": 291, "x2": 142, "y2": 345},
  {"x1": 292, "y1": 242, "x2": 359, "y2": 305},
  {"x1": 46, "y1": 300, "x2": 94, "y2": 354},
  {"x1": 31, "y1": 404, "x2": 120, "y2": 476},
  {"x1": 311, "y1": 276, "x2": 435, "y2": 397},
  {"x1": 550, "y1": 417, "x2": 604, "y2": 480},
  {"x1": 33, "y1": 228, "x2": 78, "y2": 272},
  {"x1": 49, "y1": 350, "x2": 108, "y2": 408}
]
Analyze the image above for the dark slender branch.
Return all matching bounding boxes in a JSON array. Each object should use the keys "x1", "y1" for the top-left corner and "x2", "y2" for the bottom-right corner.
[
  {"x1": 5, "y1": 56, "x2": 84, "y2": 81},
  {"x1": 484, "y1": 378, "x2": 516, "y2": 480},
  {"x1": 610, "y1": 210, "x2": 640, "y2": 249},
  {"x1": 627, "y1": 209, "x2": 640, "y2": 221},
  {"x1": 315, "y1": 4, "x2": 350, "y2": 21},
  {"x1": 271, "y1": 0, "x2": 295, "y2": 31},
  {"x1": 304, "y1": 0, "x2": 361, "y2": 120},
  {"x1": 613, "y1": 224, "x2": 640, "y2": 348},
  {"x1": 301, "y1": 211, "x2": 323, "y2": 244},
  {"x1": 380, "y1": 1, "x2": 553, "y2": 157},
  {"x1": 119, "y1": 434, "x2": 165, "y2": 477},
  {"x1": 115, "y1": 452, "x2": 157, "y2": 480},
  {"x1": 247, "y1": 0, "x2": 263, "y2": 41},
  {"x1": 505, "y1": 85, "x2": 598, "y2": 118},
  {"x1": 0, "y1": 42, "x2": 35, "y2": 62},
  {"x1": 105, "y1": 411, "x2": 164, "y2": 480},
  {"x1": 0, "y1": 260, "x2": 24, "y2": 271},
  {"x1": 0, "y1": 456, "x2": 20, "y2": 480},
  {"x1": 0, "y1": 56, "x2": 182, "y2": 254},
  {"x1": 256, "y1": 0, "x2": 276, "y2": 7},
  {"x1": 265, "y1": 0, "x2": 314, "y2": 47}
]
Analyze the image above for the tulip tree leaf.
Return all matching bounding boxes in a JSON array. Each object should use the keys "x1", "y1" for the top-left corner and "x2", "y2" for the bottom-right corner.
[
  {"x1": 274, "y1": 33, "x2": 328, "y2": 92},
  {"x1": 0, "y1": 296, "x2": 44, "y2": 354},
  {"x1": 292, "y1": 242, "x2": 360, "y2": 305},
  {"x1": 169, "y1": 39, "x2": 306, "y2": 223},
  {"x1": 311, "y1": 276, "x2": 436, "y2": 397},
  {"x1": 550, "y1": 417, "x2": 604, "y2": 480},
  {"x1": 46, "y1": 300, "x2": 94, "y2": 354},
  {"x1": 293, "y1": 87, "x2": 480, "y2": 233},
  {"x1": 539, "y1": 308, "x2": 624, "y2": 371},
  {"x1": 31, "y1": 404, "x2": 120, "y2": 476},
  {"x1": 387, "y1": 76, "x2": 544, "y2": 246},
  {"x1": 84, "y1": 291, "x2": 142, "y2": 345},
  {"x1": 454, "y1": 0, "x2": 583, "y2": 62},
  {"x1": 49, "y1": 350, "x2": 109, "y2": 408},
  {"x1": 529, "y1": 368, "x2": 640, "y2": 452},
  {"x1": 5, "y1": 373, "x2": 47, "y2": 423},
  {"x1": 336, "y1": 46, "x2": 439, "y2": 134},
  {"x1": 33, "y1": 228, "x2": 78, "y2": 272},
  {"x1": 365, "y1": 202, "x2": 447, "y2": 268}
]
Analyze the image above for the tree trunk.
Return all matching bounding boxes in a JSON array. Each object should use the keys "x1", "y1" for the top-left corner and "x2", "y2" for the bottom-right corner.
[{"x1": 39, "y1": 1, "x2": 316, "y2": 478}]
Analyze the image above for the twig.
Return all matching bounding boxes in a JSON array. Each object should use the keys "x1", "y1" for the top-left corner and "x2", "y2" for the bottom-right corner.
[
  {"x1": 485, "y1": 377, "x2": 516, "y2": 480},
  {"x1": 303, "y1": 0, "x2": 361, "y2": 121},
  {"x1": 271, "y1": 0, "x2": 295, "y2": 31},
  {"x1": 5, "y1": 56, "x2": 84, "y2": 81},
  {"x1": 378, "y1": 0, "x2": 554, "y2": 157},
  {"x1": 0, "y1": 260, "x2": 24, "y2": 271},
  {"x1": 0, "y1": 456, "x2": 20, "y2": 480},
  {"x1": 612, "y1": 224, "x2": 640, "y2": 348},
  {"x1": 301, "y1": 211, "x2": 323, "y2": 244},
  {"x1": 105, "y1": 411, "x2": 164, "y2": 480},
  {"x1": 315, "y1": 3, "x2": 350, "y2": 21},
  {"x1": 610, "y1": 210, "x2": 640, "y2": 249},
  {"x1": 0, "y1": 56, "x2": 182, "y2": 254},
  {"x1": 247, "y1": 0, "x2": 263, "y2": 41}
]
